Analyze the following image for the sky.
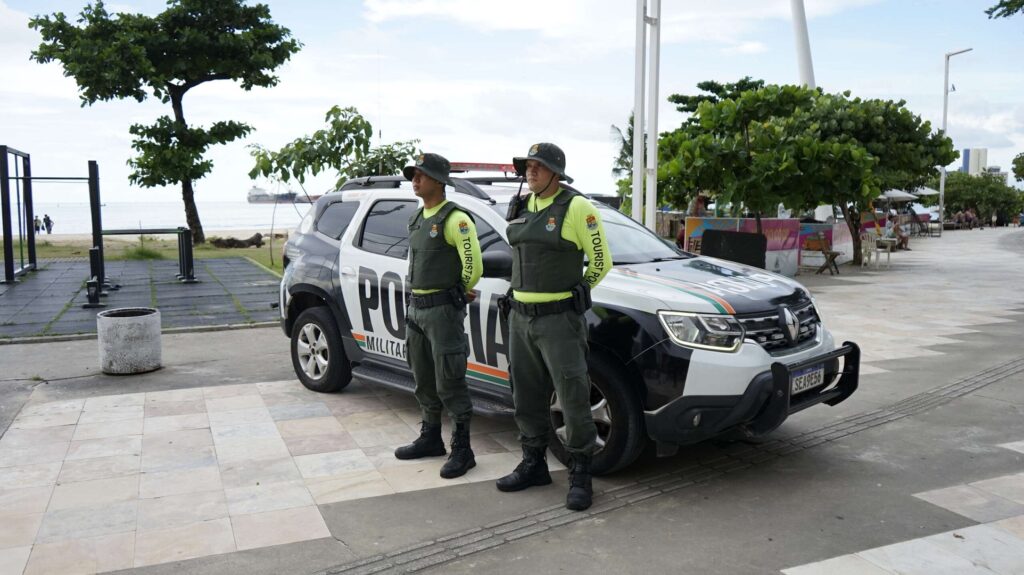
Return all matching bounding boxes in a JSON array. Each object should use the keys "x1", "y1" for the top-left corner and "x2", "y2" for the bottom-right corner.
[{"x1": 1, "y1": 0, "x2": 1022, "y2": 205}]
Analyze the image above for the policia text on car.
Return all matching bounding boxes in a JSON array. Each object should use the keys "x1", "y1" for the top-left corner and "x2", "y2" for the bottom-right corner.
[
  {"x1": 496, "y1": 143, "x2": 611, "y2": 511},
  {"x1": 394, "y1": 153, "x2": 483, "y2": 479}
]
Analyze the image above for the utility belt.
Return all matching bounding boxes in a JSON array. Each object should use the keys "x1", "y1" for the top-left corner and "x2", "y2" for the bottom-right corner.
[
  {"x1": 407, "y1": 285, "x2": 467, "y2": 309},
  {"x1": 499, "y1": 283, "x2": 591, "y2": 318}
]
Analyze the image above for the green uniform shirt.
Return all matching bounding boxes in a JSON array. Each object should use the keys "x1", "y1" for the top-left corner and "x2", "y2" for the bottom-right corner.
[
  {"x1": 513, "y1": 189, "x2": 611, "y2": 303},
  {"x1": 411, "y1": 200, "x2": 483, "y2": 295}
]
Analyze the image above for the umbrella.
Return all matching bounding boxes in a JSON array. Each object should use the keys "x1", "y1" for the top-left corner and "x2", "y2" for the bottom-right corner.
[
  {"x1": 880, "y1": 189, "x2": 919, "y2": 202},
  {"x1": 912, "y1": 186, "x2": 940, "y2": 196}
]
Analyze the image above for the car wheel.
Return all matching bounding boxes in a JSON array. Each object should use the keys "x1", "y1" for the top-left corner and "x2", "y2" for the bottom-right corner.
[
  {"x1": 548, "y1": 354, "x2": 645, "y2": 475},
  {"x1": 291, "y1": 307, "x2": 351, "y2": 393}
]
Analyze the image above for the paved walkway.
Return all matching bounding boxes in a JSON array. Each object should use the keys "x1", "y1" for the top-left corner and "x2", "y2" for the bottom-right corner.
[
  {"x1": 0, "y1": 228, "x2": 1022, "y2": 574},
  {"x1": 0, "y1": 258, "x2": 280, "y2": 340}
]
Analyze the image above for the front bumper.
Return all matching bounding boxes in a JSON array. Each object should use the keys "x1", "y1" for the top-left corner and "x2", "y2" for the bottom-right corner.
[{"x1": 644, "y1": 341, "x2": 860, "y2": 446}]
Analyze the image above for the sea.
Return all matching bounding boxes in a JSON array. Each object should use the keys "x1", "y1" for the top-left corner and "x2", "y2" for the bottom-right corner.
[{"x1": 19, "y1": 201, "x2": 311, "y2": 235}]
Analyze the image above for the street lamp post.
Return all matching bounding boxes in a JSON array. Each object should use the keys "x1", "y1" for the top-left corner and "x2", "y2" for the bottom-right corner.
[{"x1": 939, "y1": 48, "x2": 972, "y2": 236}]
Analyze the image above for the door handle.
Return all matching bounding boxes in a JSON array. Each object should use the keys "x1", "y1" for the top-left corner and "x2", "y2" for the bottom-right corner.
[{"x1": 340, "y1": 266, "x2": 355, "y2": 276}]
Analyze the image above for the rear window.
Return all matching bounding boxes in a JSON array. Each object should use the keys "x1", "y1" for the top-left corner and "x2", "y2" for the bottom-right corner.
[
  {"x1": 358, "y1": 200, "x2": 416, "y2": 259},
  {"x1": 316, "y1": 202, "x2": 358, "y2": 240}
]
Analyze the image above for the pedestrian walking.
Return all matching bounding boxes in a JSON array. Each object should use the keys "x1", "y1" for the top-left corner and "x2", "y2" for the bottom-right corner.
[
  {"x1": 495, "y1": 142, "x2": 611, "y2": 511},
  {"x1": 33, "y1": 215, "x2": 42, "y2": 233},
  {"x1": 43, "y1": 214, "x2": 53, "y2": 234},
  {"x1": 393, "y1": 153, "x2": 483, "y2": 479}
]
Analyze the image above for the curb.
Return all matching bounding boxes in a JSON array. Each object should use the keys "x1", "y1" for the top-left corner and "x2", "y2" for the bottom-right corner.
[{"x1": 0, "y1": 321, "x2": 279, "y2": 346}]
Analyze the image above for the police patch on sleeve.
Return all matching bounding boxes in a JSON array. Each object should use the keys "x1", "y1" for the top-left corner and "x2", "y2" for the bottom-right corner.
[
  {"x1": 458, "y1": 220, "x2": 469, "y2": 235},
  {"x1": 586, "y1": 214, "x2": 598, "y2": 231}
]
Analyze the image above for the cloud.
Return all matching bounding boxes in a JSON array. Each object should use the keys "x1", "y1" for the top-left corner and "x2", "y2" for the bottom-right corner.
[{"x1": 724, "y1": 41, "x2": 769, "y2": 55}]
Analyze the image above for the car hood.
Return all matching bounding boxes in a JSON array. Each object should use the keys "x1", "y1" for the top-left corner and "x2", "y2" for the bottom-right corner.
[{"x1": 595, "y1": 256, "x2": 809, "y2": 316}]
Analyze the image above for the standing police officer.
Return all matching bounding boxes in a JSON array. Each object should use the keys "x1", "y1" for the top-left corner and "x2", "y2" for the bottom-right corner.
[
  {"x1": 394, "y1": 153, "x2": 483, "y2": 479},
  {"x1": 496, "y1": 143, "x2": 611, "y2": 511}
]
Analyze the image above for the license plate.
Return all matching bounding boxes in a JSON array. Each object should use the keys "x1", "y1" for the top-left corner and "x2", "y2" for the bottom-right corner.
[{"x1": 791, "y1": 365, "x2": 825, "y2": 395}]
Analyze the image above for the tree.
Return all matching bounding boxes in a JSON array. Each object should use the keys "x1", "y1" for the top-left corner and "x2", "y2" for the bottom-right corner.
[
  {"x1": 1012, "y1": 152, "x2": 1024, "y2": 182},
  {"x1": 610, "y1": 113, "x2": 644, "y2": 213},
  {"x1": 248, "y1": 106, "x2": 418, "y2": 191},
  {"x1": 659, "y1": 83, "x2": 956, "y2": 263},
  {"x1": 30, "y1": 0, "x2": 301, "y2": 243},
  {"x1": 929, "y1": 172, "x2": 1024, "y2": 219},
  {"x1": 986, "y1": 0, "x2": 1024, "y2": 18},
  {"x1": 668, "y1": 77, "x2": 766, "y2": 123}
]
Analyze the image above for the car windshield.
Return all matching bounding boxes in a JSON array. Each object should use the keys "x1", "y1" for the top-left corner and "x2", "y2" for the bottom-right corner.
[{"x1": 490, "y1": 200, "x2": 687, "y2": 265}]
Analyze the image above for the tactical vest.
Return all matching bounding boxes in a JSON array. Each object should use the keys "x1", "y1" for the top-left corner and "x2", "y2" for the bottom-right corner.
[
  {"x1": 407, "y1": 201, "x2": 468, "y2": 290},
  {"x1": 507, "y1": 189, "x2": 584, "y2": 292}
]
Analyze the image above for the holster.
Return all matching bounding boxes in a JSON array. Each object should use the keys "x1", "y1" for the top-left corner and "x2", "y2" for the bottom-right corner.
[
  {"x1": 497, "y1": 288, "x2": 513, "y2": 320},
  {"x1": 570, "y1": 283, "x2": 592, "y2": 314}
]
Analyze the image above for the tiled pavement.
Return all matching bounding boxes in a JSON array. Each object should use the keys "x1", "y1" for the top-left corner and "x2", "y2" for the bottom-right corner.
[
  {"x1": 0, "y1": 379, "x2": 552, "y2": 574},
  {"x1": 782, "y1": 441, "x2": 1024, "y2": 574},
  {"x1": 0, "y1": 258, "x2": 279, "y2": 339}
]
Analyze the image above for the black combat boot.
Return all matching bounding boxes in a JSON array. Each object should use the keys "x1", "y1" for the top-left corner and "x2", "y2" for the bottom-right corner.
[
  {"x1": 440, "y1": 421, "x2": 475, "y2": 478},
  {"x1": 565, "y1": 454, "x2": 593, "y2": 511},
  {"x1": 495, "y1": 444, "x2": 553, "y2": 492},
  {"x1": 394, "y1": 422, "x2": 446, "y2": 460}
]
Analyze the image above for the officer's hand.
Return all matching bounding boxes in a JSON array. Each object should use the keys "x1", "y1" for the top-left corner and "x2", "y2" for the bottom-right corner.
[{"x1": 465, "y1": 290, "x2": 478, "y2": 303}]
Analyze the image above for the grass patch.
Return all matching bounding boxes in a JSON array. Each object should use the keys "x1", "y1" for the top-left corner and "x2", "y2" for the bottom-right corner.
[
  {"x1": 2, "y1": 236, "x2": 286, "y2": 274},
  {"x1": 123, "y1": 245, "x2": 166, "y2": 260}
]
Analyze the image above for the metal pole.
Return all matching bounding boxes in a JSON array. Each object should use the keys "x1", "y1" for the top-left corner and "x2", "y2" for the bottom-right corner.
[
  {"x1": 631, "y1": 0, "x2": 646, "y2": 223},
  {"x1": 88, "y1": 160, "x2": 105, "y2": 290},
  {"x1": 644, "y1": 0, "x2": 660, "y2": 232},
  {"x1": 22, "y1": 155, "x2": 36, "y2": 270},
  {"x1": 790, "y1": 0, "x2": 816, "y2": 89},
  {"x1": 1, "y1": 147, "x2": 15, "y2": 283},
  {"x1": 939, "y1": 48, "x2": 972, "y2": 237}
]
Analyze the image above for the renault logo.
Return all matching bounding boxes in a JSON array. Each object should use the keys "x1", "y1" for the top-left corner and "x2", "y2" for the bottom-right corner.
[{"x1": 778, "y1": 306, "x2": 800, "y2": 344}]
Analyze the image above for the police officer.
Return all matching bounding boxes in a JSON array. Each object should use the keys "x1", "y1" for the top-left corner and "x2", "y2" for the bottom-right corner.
[
  {"x1": 394, "y1": 153, "x2": 483, "y2": 479},
  {"x1": 496, "y1": 143, "x2": 611, "y2": 511}
]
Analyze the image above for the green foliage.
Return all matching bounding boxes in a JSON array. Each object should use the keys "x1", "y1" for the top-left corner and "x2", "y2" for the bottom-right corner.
[
  {"x1": 1012, "y1": 152, "x2": 1024, "y2": 182},
  {"x1": 30, "y1": 0, "x2": 301, "y2": 242},
  {"x1": 659, "y1": 82, "x2": 957, "y2": 261},
  {"x1": 986, "y1": 0, "x2": 1024, "y2": 18},
  {"x1": 128, "y1": 117, "x2": 251, "y2": 187},
  {"x1": 248, "y1": 106, "x2": 418, "y2": 190},
  {"x1": 933, "y1": 172, "x2": 1024, "y2": 218},
  {"x1": 345, "y1": 140, "x2": 421, "y2": 180},
  {"x1": 667, "y1": 77, "x2": 766, "y2": 120},
  {"x1": 610, "y1": 113, "x2": 644, "y2": 213}
]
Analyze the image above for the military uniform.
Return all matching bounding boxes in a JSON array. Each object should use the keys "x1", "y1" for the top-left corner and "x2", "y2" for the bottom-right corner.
[
  {"x1": 395, "y1": 153, "x2": 482, "y2": 479},
  {"x1": 496, "y1": 143, "x2": 611, "y2": 511}
]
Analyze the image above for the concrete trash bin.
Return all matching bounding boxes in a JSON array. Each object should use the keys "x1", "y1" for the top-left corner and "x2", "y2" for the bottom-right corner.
[{"x1": 97, "y1": 307, "x2": 162, "y2": 375}]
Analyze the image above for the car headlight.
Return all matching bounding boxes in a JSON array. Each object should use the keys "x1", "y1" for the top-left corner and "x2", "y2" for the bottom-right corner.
[{"x1": 657, "y1": 311, "x2": 745, "y2": 352}]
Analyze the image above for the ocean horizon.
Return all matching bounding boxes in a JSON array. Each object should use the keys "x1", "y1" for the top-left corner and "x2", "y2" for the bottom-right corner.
[{"x1": 16, "y1": 201, "x2": 310, "y2": 235}]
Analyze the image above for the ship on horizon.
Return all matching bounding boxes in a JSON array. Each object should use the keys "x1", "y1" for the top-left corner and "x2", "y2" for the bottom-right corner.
[{"x1": 247, "y1": 185, "x2": 297, "y2": 204}]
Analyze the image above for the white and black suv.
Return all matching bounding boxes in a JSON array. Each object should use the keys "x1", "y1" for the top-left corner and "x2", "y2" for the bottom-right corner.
[{"x1": 279, "y1": 174, "x2": 860, "y2": 475}]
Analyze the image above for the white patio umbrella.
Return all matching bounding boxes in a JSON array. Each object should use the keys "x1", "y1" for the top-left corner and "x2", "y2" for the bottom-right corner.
[
  {"x1": 912, "y1": 186, "x2": 940, "y2": 196},
  {"x1": 880, "y1": 189, "x2": 919, "y2": 202}
]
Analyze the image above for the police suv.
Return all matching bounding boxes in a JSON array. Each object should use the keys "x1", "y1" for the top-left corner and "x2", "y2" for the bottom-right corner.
[{"x1": 279, "y1": 167, "x2": 859, "y2": 475}]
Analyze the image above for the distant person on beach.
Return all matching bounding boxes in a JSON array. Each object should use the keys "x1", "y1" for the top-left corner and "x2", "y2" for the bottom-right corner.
[
  {"x1": 43, "y1": 214, "x2": 53, "y2": 234},
  {"x1": 34, "y1": 215, "x2": 42, "y2": 233}
]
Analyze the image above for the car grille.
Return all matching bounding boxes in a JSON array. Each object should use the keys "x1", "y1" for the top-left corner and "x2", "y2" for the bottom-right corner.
[{"x1": 737, "y1": 303, "x2": 819, "y2": 353}]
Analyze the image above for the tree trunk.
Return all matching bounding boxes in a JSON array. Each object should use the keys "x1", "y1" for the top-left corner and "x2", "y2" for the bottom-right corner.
[
  {"x1": 170, "y1": 90, "x2": 205, "y2": 244},
  {"x1": 755, "y1": 211, "x2": 763, "y2": 235},
  {"x1": 846, "y1": 205, "x2": 862, "y2": 266}
]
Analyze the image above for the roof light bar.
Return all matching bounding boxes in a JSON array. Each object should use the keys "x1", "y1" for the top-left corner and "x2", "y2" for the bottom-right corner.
[{"x1": 449, "y1": 162, "x2": 518, "y2": 174}]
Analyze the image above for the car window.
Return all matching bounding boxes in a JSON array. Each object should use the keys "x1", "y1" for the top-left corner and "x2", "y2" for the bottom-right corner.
[
  {"x1": 316, "y1": 201, "x2": 359, "y2": 240},
  {"x1": 359, "y1": 200, "x2": 416, "y2": 258},
  {"x1": 469, "y1": 213, "x2": 511, "y2": 256}
]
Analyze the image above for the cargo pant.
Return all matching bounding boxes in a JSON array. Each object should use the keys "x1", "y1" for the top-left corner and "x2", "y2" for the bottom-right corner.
[
  {"x1": 406, "y1": 302, "x2": 473, "y2": 425},
  {"x1": 509, "y1": 307, "x2": 597, "y2": 456}
]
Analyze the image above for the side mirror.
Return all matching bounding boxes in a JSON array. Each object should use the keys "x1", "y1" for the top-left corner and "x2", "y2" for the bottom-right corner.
[{"x1": 482, "y1": 250, "x2": 513, "y2": 279}]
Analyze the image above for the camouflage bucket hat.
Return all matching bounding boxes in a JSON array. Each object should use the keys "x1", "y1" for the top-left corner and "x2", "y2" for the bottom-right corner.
[
  {"x1": 512, "y1": 142, "x2": 573, "y2": 184},
  {"x1": 403, "y1": 153, "x2": 453, "y2": 186}
]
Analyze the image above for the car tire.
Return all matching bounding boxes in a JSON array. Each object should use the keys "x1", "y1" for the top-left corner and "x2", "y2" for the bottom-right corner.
[
  {"x1": 291, "y1": 306, "x2": 351, "y2": 393},
  {"x1": 548, "y1": 354, "x2": 645, "y2": 476}
]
